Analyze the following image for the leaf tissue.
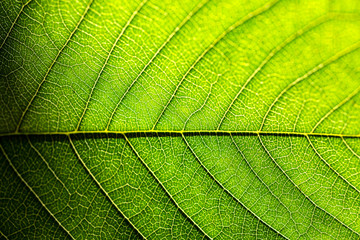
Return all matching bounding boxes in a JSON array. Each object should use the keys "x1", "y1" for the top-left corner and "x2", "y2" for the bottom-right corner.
[{"x1": 0, "y1": 0, "x2": 360, "y2": 239}]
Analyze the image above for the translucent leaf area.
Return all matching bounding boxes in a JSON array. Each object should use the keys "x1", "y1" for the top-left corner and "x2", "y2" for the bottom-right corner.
[{"x1": 1, "y1": 0, "x2": 360, "y2": 239}]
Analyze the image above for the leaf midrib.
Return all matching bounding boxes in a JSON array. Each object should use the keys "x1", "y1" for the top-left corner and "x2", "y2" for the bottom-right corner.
[{"x1": 1, "y1": 130, "x2": 359, "y2": 138}]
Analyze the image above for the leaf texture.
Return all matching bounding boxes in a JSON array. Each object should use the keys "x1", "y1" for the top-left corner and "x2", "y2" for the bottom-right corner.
[{"x1": 0, "y1": 0, "x2": 360, "y2": 239}]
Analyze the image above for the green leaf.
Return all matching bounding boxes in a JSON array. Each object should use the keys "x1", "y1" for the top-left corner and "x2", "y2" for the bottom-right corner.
[{"x1": 1, "y1": 0, "x2": 360, "y2": 238}]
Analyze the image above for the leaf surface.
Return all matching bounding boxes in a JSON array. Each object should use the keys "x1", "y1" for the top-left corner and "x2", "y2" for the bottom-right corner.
[{"x1": 1, "y1": 0, "x2": 360, "y2": 239}]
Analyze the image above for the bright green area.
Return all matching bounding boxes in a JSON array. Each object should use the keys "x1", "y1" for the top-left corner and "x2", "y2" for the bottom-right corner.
[{"x1": 0, "y1": 0, "x2": 360, "y2": 239}]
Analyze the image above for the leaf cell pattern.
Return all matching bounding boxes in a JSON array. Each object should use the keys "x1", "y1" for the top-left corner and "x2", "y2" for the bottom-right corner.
[{"x1": 0, "y1": 0, "x2": 360, "y2": 239}]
